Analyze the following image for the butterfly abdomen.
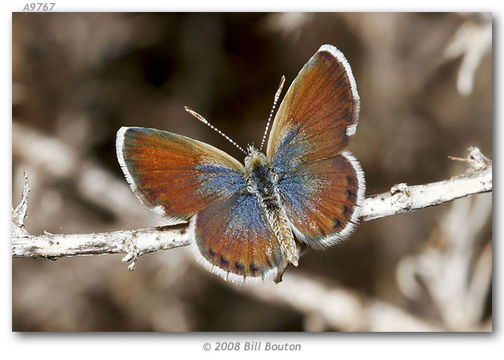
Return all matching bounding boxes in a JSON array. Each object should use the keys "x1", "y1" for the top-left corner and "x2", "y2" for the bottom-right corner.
[{"x1": 265, "y1": 204, "x2": 299, "y2": 267}]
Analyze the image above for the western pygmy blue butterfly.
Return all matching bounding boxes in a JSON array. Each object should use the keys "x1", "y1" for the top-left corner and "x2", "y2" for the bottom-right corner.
[{"x1": 116, "y1": 44, "x2": 365, "y2": 284}]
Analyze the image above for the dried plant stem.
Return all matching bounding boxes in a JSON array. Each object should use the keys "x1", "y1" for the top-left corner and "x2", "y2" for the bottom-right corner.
[{"x1": 360, "y1": 146, "x2": 492, "y2": 221}]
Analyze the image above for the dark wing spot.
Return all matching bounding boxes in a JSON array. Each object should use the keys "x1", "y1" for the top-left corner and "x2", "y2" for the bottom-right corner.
[
  {"x1": 234, "y1": 262, "x2": 245, "y2": 272},
  {"x1": 220, "y1": 255, "x2": 229, "y2": 266},
  {"x1": 342, "y1": 205, "x2": 352, "y2": 217},
  {"x1": 346, "y1": 176, "x2": 355, "y2": 186},
  {"x1": 249, "y1": 263, "x2": 259, "y2": 274},
  {"x1": 346, "y1": 189, "x2": 357, "y2": 201},
  {"x1": 318, "y1": 50, "x2": 335, "y2": 61},
  {"x1": 333, "y1": 218, "x2": 341, "y2": 230},
  {"x1": 208, "y1": 248, "x2": 216, "y2": 257}
]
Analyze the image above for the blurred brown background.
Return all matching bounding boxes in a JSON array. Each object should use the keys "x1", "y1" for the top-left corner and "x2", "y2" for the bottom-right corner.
[{"x1": 12, "y1": 12, "x2": 492, "y2": 331}]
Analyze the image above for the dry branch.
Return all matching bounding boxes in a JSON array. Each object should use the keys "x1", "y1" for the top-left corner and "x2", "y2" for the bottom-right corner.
[{"x1": 360, "y1": 146, "x2": 492, "y2": 221}]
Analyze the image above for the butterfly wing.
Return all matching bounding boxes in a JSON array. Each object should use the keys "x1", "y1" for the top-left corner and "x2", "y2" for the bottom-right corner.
[
  {"x1": 191, "y1": 191, "x2": 285, "y2": 283},
  {"x1": 266, "y1": 44, "x2": 365, "y2": 249},
  {"x1": 117, "y1": 126, "x2": 284, "y2": 281},
  {"x1": 116, "y1": 126, "x2": 247, "y2": 223}
]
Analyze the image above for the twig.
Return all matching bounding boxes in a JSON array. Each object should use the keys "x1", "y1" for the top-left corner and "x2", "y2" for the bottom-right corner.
[
  {"x1": 360, "y1": 146, "x2": 491, "y2": 221},
  {"x1": 12, "y1": 146, "x2": 491, "y2": 262},
  {"x1": 12, "y1": 224, "x2": 191, "y2": 270},
  {"x1": 12, "y1": 171, "x2": 30, "y2": 238}
]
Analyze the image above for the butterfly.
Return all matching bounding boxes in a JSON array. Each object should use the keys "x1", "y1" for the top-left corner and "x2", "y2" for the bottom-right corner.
[{"x1": 116, "y1": 44, "x2": 365, "y2": 284}]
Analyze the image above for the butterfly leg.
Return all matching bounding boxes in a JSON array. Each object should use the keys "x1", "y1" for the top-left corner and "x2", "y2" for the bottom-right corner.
[{"x1": 274, "y1": 242, "x2": 304, "y2": 283}]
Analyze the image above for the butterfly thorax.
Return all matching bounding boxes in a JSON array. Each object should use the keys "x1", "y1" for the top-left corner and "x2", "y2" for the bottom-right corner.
[
  {"x1": 245, "y1": 149, "x2": 275, "y2": 199},
  {"x1": 244, "y1": 146, "x2": 299, "y2": 267}
]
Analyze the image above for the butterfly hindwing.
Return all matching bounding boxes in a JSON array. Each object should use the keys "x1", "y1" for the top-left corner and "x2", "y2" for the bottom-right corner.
[
  {"x1": 276, "y1": 150, "x2": 364, "y2": 248},
  {"x1": 116, "y1": 127, "x2": 246, "y2": 223},
  {"x1": 192, "y1": 191, "x2": 285, "y2": 282},
  {"x1": 267, "y1": 44, "x2": 365, "y2": 248}
]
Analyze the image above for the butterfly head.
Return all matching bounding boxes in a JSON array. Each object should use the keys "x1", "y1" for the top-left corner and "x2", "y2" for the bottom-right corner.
[{"x1": 244, "y1": 145, "x2": 269, "y2": 168}]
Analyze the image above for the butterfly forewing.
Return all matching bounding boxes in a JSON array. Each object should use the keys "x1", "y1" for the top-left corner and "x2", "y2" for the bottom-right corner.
[
  {"x1": 266, "y1": 45, "x2": 360, "y2": 161},
  {"x1": 117, "y1": 127, "x2": 246, "y2": 222},
  {"x1": 267, "y1": 44, "x2": 365, "y2": 248}
]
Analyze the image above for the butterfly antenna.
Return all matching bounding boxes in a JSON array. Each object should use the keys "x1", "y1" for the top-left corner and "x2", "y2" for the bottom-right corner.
[
  {"x1": 260, "y1": 75, "x2": 286, "y2": 152},
  {"x1": 184, "y1": 106, "x2": 247, "y2": 154}
]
